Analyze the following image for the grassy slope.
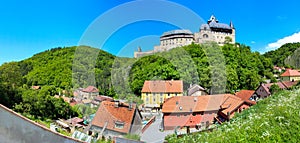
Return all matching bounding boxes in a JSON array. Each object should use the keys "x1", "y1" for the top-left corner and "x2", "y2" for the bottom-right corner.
[{"x1": 166, "y1": 89, "x2": 300, "y2": 142}]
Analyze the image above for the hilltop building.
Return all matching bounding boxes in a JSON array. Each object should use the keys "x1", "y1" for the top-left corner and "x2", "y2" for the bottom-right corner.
[{"x1": 134, "y1": 15, "x2": 235, "y2": 58}]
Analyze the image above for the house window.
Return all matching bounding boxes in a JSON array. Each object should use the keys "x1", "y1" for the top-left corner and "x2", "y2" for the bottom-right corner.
[
  {"x1": 115, "y1": 121, "x2": 124, "y2": 129},
  {"x1": 160, "y1": 93, "x2": 163, "y2": 96},
  {"x1": 175, "y1": 93, "x2": 177, "y2": 96}
]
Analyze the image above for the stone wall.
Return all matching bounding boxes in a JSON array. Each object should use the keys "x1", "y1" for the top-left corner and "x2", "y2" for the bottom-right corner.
[{"x1": 0, "y1": 104, "x2": 82, "y2": 143}]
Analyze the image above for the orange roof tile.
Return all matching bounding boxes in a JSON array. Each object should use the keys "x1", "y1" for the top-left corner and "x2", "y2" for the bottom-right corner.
[
  {"x1": 280, "y1": 69, "x2": 300, "y2": 77},
  {"x1": 220, "y1": 95, "x2": 244, "y2": 115},
  {"x1": 141, "y1": 80, "x2": 183, "y2": 93},
  {"x1": 235, "y1": 90, "x2": 254, "y2": 101},
  {"x1": 162, "y1": 94, "x2": 233, "y2": 113},
  {"x1": 91, "y1": 101, "x2": 137, "y2": 134},
  {"x1": 83, "y1": 86, "x2": 99, "y2": 93}
]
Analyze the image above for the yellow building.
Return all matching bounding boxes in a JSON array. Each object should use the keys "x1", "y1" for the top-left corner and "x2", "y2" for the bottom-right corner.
[
  {"x1": 280, "y1": 69, "x2": 300, "y2": 81},
  {"x1": 141, "y1": 80, "x2": 183, "y2": 108}
]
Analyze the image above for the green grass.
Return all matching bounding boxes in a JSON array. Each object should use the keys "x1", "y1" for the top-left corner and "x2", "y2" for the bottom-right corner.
[{"x1": 166, "y1": 89, "x2": 300, "y2": 142}]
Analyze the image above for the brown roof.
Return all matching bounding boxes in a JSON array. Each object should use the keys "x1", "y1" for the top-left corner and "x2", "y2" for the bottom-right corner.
[
  {"x1": 235, "y1": 90, "x2": 255, "y2": 101},
  {"x1": 281, "y1": 81, "x2": 298, "y2": 88},
  {"x1": 162, "y1": 94, "x2": 233, "y2": 113},
  {"x1": 91, "y1": 101, "x2": 137, "y2": 134},
  {"x1": 280, "y1": 69, "x2": 300, "y2": 77},
  {"x1": 220, "y1": 95, "x2": 244, "y2": 115},
  {"x1": 94, "y1": 95, "x2": 114, "y2": 102},
  {"x1": 82, "y1": 86, "x2": 99, "y2": 93},
  {"x1": 141, "y1": 80, "x2": 183, "y2": 93}
]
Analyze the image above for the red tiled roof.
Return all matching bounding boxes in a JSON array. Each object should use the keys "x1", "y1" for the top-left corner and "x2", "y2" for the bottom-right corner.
[
  {"x1": 280, "y1": 69, "x2": 300, "y2": 77},
  {"x1": 91, "y1": 101, "x2": 137, "y2": 134},
  {"x1": 162, "y1": 94, "x2": 233, "y2": 113},
  {"x1": 235, "y1": 90, "x2": 255, "y2": 101},
  {"x1": 141, "y1": 80, "x2": 183, "y2": 93},
  {"x1": 281, "y1": 81, "x2": 298, "y2": 88},
  {"x1": 82, "y1": 86, "x2": 99, "y2": 93},
  {"x1": 220, "y1": 95, "x2": 244, "y2": 115},
  {"x1": 94, "y1": 95, "x2": 113, "y2": 102}
]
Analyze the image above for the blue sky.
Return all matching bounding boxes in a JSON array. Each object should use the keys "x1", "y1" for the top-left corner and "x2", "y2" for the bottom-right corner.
[{"x1": 1, "y1": 0, "x2": 300, "y2": 65}]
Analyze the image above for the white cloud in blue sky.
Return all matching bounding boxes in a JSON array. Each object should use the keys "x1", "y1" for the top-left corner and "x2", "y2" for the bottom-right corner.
[{"x1": 266, "y1": 32, "x2": 300, "y2": 50}]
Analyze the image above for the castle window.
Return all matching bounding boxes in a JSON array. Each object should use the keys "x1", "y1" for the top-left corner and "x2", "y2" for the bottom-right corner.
[{"x1": 203, "y1": 34, "x2": 208, "y2": 38}]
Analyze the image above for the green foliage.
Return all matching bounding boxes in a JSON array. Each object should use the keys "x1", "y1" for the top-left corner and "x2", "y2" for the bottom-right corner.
[
  {"x1": 284, "y1": 47, "x2": 300, "y2": 68},
  {"x1": 129, "y1": 43, "x2": 272, "y2": 94},
  {"x1": 124, "y1": 133, "x2": 141, "y2": 141},
  {"x1": 269, "y1": 84, "x2": 280, "y2": 94},
  {"x1": 14, "y1": 88, "x2": 80, "y2": 120},
  {"x1": 166, "y1": 89, "x2": 300, "y2": 142},
  {"x1": 263, "y1": 42, "x2": 300, "y2": 67}
]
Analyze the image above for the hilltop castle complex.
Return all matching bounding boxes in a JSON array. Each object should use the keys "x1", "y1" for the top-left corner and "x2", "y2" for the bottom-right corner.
[{"x1": 134, "y1": 15, "x2": 235, "y2": 58}]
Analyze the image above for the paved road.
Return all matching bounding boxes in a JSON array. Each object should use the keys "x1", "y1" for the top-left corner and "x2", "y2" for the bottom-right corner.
[{"x1": 141, "y1": 115, "x2": 174, "y2": 143}]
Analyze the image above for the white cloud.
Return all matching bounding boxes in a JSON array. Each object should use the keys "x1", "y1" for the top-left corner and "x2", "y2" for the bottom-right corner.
[
  {"x1": 251, "y1": 41, "x2": 256, "y2": 44},
  {"x1": 266, "y1": 32, "x2": 300, "y2": 50}
]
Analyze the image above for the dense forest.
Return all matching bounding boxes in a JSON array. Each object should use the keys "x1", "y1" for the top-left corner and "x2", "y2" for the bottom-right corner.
[
  {"x1": 0, "y1": 43, "x2": 274, "y2": 120},
  {"x1": 263, "y1": 42, "x2": 300, "y2": 67},
  {"x1": 129, "y1": 43, "x2": 273, "y2": 94}
]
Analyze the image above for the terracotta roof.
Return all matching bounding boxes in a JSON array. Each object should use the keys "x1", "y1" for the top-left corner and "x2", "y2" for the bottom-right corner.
[
  {"x1": 220, "y1": 95, "x2": 244, "y2": 115},
  {"x1": 280, "y1": 69, "x2": 300, "y2": 77},
  {"x1": 162, "y1": 94, "x2": 233, "y2": 113},
  {"x1": 164, "y1": 114, "x2": 216, "y2": 128},
  {"x1": 141, "y1": 80, "x2": 183, "y2": 93},
  {"x1": 235, "y1": 90, "x2": 254, "y2": 101},
  {"x1": 91, "y1": 101, "x2": 137, "y2": 134},
  {"x1": 94, "y1": 95, "x2": 114, "y2": 102},
  {"x1": 82, "y1": 86, "x2": 99, "y2": 93},
  {"x1": 281, "y1": 81, "x2": 298, "y2": 88}
]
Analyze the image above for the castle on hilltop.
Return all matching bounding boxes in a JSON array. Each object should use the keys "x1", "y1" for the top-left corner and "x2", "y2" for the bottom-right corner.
[{"x1": 134, "y1": 15, "x2": 235, "y2": 58}]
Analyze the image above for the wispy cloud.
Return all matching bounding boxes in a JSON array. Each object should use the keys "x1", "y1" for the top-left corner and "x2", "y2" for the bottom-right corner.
[
  {"x1": 266, "y1": 32, "x2": 300, "y2": 50},
  {"x1": 251, "y1": 41, "x2": 256, "y2": 44},
  {"x1": 277, "y1": 15, "x2": 287, "y2": 20}
]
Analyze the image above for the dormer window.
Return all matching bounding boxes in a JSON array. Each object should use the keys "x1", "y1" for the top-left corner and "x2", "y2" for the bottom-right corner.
[{"x1": 115, "y1": 121, "x2": 124, "y2": 129}]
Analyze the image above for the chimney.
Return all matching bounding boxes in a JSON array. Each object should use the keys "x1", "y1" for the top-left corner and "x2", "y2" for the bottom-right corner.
[
  {"x1": 128, "y1": 102, "x2": 133, "y2": 110},
  {"x1": 194, "y1": 97, "x2": 197, "y2": 102},
  {"x1": 114, "y1": 101, "x2": 119, "y2": 108}
]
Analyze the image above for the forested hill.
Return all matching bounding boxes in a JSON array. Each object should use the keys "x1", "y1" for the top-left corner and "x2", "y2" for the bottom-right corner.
[
  {"x1": 0, "y1": 46, "x2": 116, "y2": 97},
  {"x1": 0, "y1": 44, "x2": 274, "y2": 109},
  {"x1": 129, "y1": 43, "x2": 273, "y2": 95},
  {"x1": 263, "y1": 42, "x2": 300, "y2": 67}
]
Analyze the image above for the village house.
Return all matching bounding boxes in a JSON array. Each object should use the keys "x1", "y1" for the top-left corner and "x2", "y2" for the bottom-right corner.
[
  {"x1": 235, "y1": 90, "x2": 256, "y2": 105},
  {"x1": 280, "y1": 69, "x2": 300, "y2": 81},
  {"x1": 251, "y1": 81, "x2": 298, "y2": 101},
  {"x1": 162, "y1": 94, "x2": 251, "y2": 132},
  {"x1": 77, "y1": 86, "x2": 99, "y2": 100},
  {"x1": 217, "y1": 94, "x2": 253, "y2": 123},
  {"x1": 187, "y1": 84, "x2": 208, "y2": 96},
  {"x1": 89, "y1": 101, "x2": 143, "y2": 140},
  {"x1": 141, "y1": 80, "x2": 183, "y2": 108}
]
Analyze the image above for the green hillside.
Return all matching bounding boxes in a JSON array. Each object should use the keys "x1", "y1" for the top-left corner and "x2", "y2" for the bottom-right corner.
[
  {"x1": 263, "y1": 42, "x2": 300, "y2": 67},
  {"x1": 166, "y1": 88, "x2": 300, "y2": 142},
  {"x1": 129, "y1": 43, "x2": 273, "y2": 95}
]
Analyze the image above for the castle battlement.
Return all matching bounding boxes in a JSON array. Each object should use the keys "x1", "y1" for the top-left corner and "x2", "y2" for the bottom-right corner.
[{"x1": 134, "y1": 15, "x2": 235, "y2": 58}]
